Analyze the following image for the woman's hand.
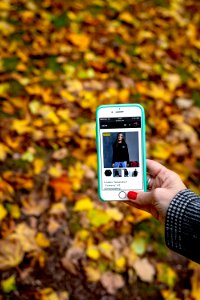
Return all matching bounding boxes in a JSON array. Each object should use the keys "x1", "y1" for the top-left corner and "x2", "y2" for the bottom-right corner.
[{"x1": 124, "y1": 159, "x2": 186, "y2": 223}]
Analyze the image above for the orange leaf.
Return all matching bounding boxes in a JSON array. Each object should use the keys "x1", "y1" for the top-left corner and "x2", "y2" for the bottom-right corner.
[{"x1": 49, "y1": 175, "x2": 73, "y2": 200}]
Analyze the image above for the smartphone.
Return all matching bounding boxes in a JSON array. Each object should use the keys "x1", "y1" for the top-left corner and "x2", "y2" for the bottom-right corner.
[{"x1": 96, "y1": 104, "x2": 147, "y2": 201}]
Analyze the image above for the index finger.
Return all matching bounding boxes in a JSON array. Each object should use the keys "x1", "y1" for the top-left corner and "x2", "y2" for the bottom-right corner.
[{"x1": 146, "y1": 159, "x2": 166, "y2": 178}]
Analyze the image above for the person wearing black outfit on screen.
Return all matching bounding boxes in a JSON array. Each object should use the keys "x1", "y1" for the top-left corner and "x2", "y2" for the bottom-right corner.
[{"x1": 112, "y1": 133, "x2": 130, "y2": 168}]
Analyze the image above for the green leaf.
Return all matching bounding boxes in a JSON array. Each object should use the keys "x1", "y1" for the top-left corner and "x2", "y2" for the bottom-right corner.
[
  {"x1": 192, "y1": 90, "x2": 200, "y2": 107},
  {"x1": 131, "y1": 237, "x2": 146, "y2": 255},
  {"x1": 51, "y1": 13, "x2": 70, "y2": 28},
  {"x1": 3, "y1": 57, "x2": 19, "y2": 72},
  {"x1": 1, "y1": 275, "x2": 16, "y2": 293}
]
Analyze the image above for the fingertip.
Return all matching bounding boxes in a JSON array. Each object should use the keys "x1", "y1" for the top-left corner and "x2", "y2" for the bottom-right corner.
[{"x1": 127, "y1": 191, "x2": 138, "y2": 200}]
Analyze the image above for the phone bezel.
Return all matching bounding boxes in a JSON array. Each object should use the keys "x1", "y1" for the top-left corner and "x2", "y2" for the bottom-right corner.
[{"x1": 96, "y1": 104, "x2": 147, "y2": 201}]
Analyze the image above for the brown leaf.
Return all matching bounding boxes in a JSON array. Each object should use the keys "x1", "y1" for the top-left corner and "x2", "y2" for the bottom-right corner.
[
  {"x1": 52, "y1": 148, "x2": 68, "y2": 160},
  {"x1": 133, "y1": 258, "x2": 155, "y2": 283},
  {"x1": 100, "y1": 272, "x2": 125, "y2": 294},
  {"x1": 0, "y1": 239, "x2": 24, "y2": 270},
  {"x1": 61, "y1": 257, "x2": 77, "y2": 275}
]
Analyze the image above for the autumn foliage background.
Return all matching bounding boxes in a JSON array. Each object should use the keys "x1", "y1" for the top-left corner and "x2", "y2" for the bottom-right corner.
[{"x1": 0, "y1": 0, "x2": 200, "y2": 299}]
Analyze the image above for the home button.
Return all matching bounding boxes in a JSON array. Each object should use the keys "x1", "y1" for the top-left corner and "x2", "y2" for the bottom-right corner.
[{"x1": 118, "y1": 191, "x2": 126, "y2": 199}]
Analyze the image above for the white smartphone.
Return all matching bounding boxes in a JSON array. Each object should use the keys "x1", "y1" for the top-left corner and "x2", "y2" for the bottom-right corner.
[{"x1": 96, "y1": 104, "x2": 147, "y2": 201}]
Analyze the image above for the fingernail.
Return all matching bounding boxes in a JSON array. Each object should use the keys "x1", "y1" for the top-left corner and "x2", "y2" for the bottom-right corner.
[{"x1": 127, "y1": 191, "x2": 138, "y2": 200}]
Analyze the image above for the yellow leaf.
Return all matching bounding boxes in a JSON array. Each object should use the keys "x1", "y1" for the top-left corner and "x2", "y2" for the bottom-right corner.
[
  {"x1": 161, "y1": 290, "x2": 179, "y2": 300},
  {"x1": 47, "y1": 111, "x2": 60, "y2": 124},
  {"x1": 49, "y1": 202, "x2": 67, "y2": 215},
  {"x1": 98, "y1": 241, "x2": 114, "y2": 259},
  {"x1": 86, "y1": 246, "x2": 100, "y2": 260},
  {"x1": 115, "y1": 256, "x2": 126, "y2": 271},
  {"x1": 189, "y1": 262, "x2": 200, "y2": 300},
  {"x1": 85, "y1": 154, "x2": 97, "y2": 170},
  {"x1": 57, "y1": 109, "x2": 70, "y2": 121},
  {"x1": 35, "y1": 232, "x2": 50, "y2": 248},
  {"x1": 106, "y1": 208, "x2": 123, "y2": 221},
  {"x1": 85, "y1": 266, "x2": 101, "y2": 282},
  {"x1": 60, "y1": 90, "x2": 75, "y2": 102},
  {"x1": 118, "y1": 89, "x2": 130, "y2": 101},
  {"x1": 79, "y1": 122, "x2": 96, "y2": 138},
  {"x1": 68, "y1": 33, "x2": 90, "y2": 50},
  {"x1": 0, "y1": 203, "x2": 7, "y2": 221},
  {"x1": 74, "y1": 197, "x2": 94, "y2": 212},
  {"x1": 48, "y1": 164, "x2": 63, "y2": 178},
  {"x1": 0, "y1": 178, "x2": 14, "y2": 201},
  {"x1": 0, "y1": 143, "x2": 10, "y2": 161},
  {"x1": 39, "y1": 288, "x2": 59, "y2": 300},
  {"x1": 1, "y1": 275, "x2": 16, "y2": 293},
  {"x1": 33, "y1": 159, "x2": 44, "y2": 175},
  {"x1": 12, "y1": 119, "x2": 33, "y2": 134},
  {"x1": 149, "y1": 84, "x2": 172, "y2": 102},
  {"x1": 0, "y1": 2, "x2": 11, "y2": 10},
  {"x1": 151, "y1": 141, "x2": 172, "y2": 160},
  {"x1": 119, "y1": 12, "x2": 134, "y2": 24},
  {"x1": 156, "y1": 263, "x2": 177, "y2": 288},
  {"x1": 76, "y1": 229, "x2": 90, "y2": 241},
  {"x1": 10, "y1": 204, "x2": 21, "y2": 219}
]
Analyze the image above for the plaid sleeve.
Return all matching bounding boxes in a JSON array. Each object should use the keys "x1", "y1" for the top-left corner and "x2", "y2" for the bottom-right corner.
[{"x1": 165, "y1": 189, "x2": 200, "y2": 263}]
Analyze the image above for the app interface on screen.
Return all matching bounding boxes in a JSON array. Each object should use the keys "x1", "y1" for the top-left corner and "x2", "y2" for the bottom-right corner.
[{"x1": 100, "y1": 116, "x2": 143, "y2": 191}]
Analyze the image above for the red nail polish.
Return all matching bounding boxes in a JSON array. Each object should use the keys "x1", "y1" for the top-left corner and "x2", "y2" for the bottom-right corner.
[{"x1": 128, "y1": 191, "x2": 138, "y2": 200}]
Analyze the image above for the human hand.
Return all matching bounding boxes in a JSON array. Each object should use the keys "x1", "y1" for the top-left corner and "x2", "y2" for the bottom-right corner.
[{"x1": 124, "y1": 159, "x2": 186, "y2": 223}]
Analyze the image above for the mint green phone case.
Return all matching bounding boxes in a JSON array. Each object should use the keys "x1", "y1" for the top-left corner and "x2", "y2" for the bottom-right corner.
[{"x1": 96, "y1": 104, "x2": 147, "y2": 201}]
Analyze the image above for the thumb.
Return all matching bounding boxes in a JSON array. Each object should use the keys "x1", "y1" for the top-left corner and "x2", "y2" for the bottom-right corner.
[{"x1": 127, "y1": 190, "x2": 154, "y2": 206}]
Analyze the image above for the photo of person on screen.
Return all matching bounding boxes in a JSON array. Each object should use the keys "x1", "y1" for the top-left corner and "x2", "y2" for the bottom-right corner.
[{"x1": 112, "y1": 133, "x2": 130, "y2": 168}]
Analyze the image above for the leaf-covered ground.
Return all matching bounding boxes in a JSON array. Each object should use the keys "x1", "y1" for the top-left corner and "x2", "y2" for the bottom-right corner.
[{"x1": 0, "y1": 0, "x2": 200, "y2": 299}]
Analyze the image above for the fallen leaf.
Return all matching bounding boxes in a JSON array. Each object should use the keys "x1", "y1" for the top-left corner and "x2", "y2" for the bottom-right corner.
[
  {"x1": 86, "y1": 246, "x2": 100, "y2": 260},
  {"x1": 1, "y1": 275, "x2": 16, "y2": 293},
  {"x1": 35, "y1": 232, "x2": 50, "y2": 248},
  {"x1": 52, "y1": 148, "x2": 68, "y2": 160},
  {"x1": 189, "y1": 262, "x2": 200, "y2": 300},
  {"x1": 131, "y1": 236, "x2": 147, "y2": 255},
  {"x1": 33, "y1": 158, "x2": 45, "y2": 175},
  {"x1": 87, "y1": 209, "x2": 112, "y2": 227},
  {"x1": 0, "y1": 239, "x2": 24, "y2": 270},
  {"x1": 39, "y1": 288, "x2": 59, "y2": 300},
  {"x1": 68, "y1": 33, "x2": 91, "y2": 51},
  {"x1": 106, "y1": 208, "x2": 123, "y2": 222},
  {"x1": 21, "y1": 196, "x2": 49, "y2": 216},
  {"x1": 61, "y1": 256, "x2": 77, "y2": 275},
  {"x1": 156, "y1": 263, "x2": 177, "y2": 288},
  {"x1": 84, "y1": 266, "x2": 101, "y2": 282},
  {"x1": 11, "y1": 119, "x2": 33, "y2": 134},
  {"x1": 49, "y1": 202, "x2": 67, "y2": 215},
  {"x1": 0, "y1": 143, "x2": 10, "y2": 161},
  {"x1": 74, "y1": 197, "x2": 94, "y2": 212},
  {"x1": 9, "y1": 222, "x2": 38, "y2": 252},
  {"x1": 100, "y1": 272, "x2": 125, "y2": 294},
  {"x1": 0, "y1": 203, "x2": 7, "y2": 221},
  {"x1": 98, "y1": 241, "x2": 114, "y2": 259},
  {"x1": 49, "y1": 175, "x2": 72, "y2": 200},
  {"x1": 133, "y1": 258, "x2": 155, "y2": 283},
  {"x1": 114, "y1": 256, "x2": 126, "y2": 272}
]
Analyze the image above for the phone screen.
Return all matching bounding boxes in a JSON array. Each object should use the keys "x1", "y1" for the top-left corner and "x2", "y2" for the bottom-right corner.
[{"x1": 99, "y1": 116, "x2": 144, "y2": 192}]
